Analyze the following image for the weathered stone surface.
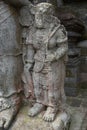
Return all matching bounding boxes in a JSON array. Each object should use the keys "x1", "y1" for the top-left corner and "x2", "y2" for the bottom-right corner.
[
  {"x1": 0, "y1": 1, "x2": 87, "y2": 130},
  {"x1": 78, "y1": 41, "x2": 87, "y2": 89},
  {"x1": 69, "y1": 110, "x2": 86, "y2": 130},
  {"x1": 78, "y1": 40, "x2": 87, "y2": 48},
  {"x1": 56, "y1": 8, "x2": 85, "y2": 34},
  {"x1": 9, "y1": 105, "x2": 66, "y2": 130},
  {"x1": 63, "y1": 1, "x2": 87, "y2": 35},
  {"x1": 81, "y1": 113, "x2": 87, "y2": 130},
  {"x1": 70, "y1": 99, "x2": 81, "y2": 107},
  {"x1": 32, "y1": 0, "x2": 63, "y2": 7},
  {"x1": 64, "y1": 0, "x2": 86, "y2": 3},
  {"x1": 78, "y1": 89, "x2": 87, "y2": 98},
  {"x1": 65, "y1": 57, "x2": 80, "y2": 96},
  {"x1": 4, "y1": 0, "x2": 30, "y2": 7},
  {"x1": 9, "y1": 104, "x2": 87, "y2": 130},
  {"x1": 10, "y1": 88, "x2": 87, "y2": 130},
  {"x1": 21, "y1": 2, "x2": 68, "y2": 125}
]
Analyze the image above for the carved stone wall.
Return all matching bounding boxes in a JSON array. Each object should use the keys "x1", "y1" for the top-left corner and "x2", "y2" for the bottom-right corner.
[
  {"x1": 55, "y1": 1, "x2": 87, "y2": 96},
  {"x1": 0, "y1": 0, "x2": 87, "y2": 130}
]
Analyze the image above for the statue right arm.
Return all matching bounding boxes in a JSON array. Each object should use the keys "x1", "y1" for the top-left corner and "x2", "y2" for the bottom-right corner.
[
  {"x1": 23, "y1": 44, "x2": 35, "y2": 71},
  {"x1": 22, "y1": 44, "x2": 35, "y2": 98}
]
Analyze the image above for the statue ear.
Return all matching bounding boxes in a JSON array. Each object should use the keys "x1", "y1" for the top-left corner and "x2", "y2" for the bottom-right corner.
[{"x1": 28, "y1": 2, "x2": 36, "y2": 15}]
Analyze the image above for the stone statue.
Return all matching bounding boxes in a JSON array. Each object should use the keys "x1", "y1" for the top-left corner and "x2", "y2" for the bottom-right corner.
[
  {"x1": 0, "y1": 0, "x2": 31, "y2": 129},
  {"x1": 22, "y1": 2, "x2": 68, "y2": 122}
]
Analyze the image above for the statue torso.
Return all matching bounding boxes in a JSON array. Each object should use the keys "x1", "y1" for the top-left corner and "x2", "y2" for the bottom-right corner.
[
  {"x1": 32, "y1": 28, "x2": 57, "y2": 50},
  {"x1": 27, "y1": 26, "x2": 58, "y2": 72}
]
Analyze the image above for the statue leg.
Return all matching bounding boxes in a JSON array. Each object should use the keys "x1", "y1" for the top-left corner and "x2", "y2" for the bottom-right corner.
[
  {"x1": 43, "y1": 61, "x2": 65, "y2": 122},
  {"x1": 28, "y1": 72, "x2": 45, "y2": 117}
]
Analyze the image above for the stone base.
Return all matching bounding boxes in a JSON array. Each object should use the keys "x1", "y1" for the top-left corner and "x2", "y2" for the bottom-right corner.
[
  {"x1": 9, "y1": 104, "x2": 87, "y2": 130},
  {"x1": 10, "y1": 105, "x2": 70, "y2": 130}
]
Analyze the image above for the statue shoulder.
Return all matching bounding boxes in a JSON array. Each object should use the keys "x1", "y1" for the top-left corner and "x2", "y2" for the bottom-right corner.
[
  {"x1": 50, "y1": 15, "x2": 68, "y2": 42},
  {"x1": 56, "y1": 24, "x2": 68, "y2": 43}
]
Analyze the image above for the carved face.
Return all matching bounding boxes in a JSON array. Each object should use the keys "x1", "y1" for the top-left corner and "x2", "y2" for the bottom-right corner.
[{"x1": 35, "y1": 3, "x2": 53, "y2": 28}]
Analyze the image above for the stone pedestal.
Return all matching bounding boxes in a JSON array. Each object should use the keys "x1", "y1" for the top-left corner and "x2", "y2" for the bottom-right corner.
[
  {"x1": 10, "y1": 105, "x2": 70, "y2": 130},
  {"x1": 9, "y1": 105, "x2": 86, "y2": 130}
]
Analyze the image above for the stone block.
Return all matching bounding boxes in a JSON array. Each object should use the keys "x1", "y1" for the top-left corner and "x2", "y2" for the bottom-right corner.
[{"x1": 65, "y1": 57, "x2": 80, "y2": 96}]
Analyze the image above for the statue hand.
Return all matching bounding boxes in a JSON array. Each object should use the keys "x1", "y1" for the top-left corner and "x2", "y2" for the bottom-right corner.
[
  {"x1": 45, "y1": 53, "x2": 55, "y2": 62},
  {"x1": 24, "y1": 63, "x2": 32, "y2": 71}
]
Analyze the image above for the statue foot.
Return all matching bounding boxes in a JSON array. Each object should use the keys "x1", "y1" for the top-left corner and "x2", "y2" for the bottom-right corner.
[
  {"x1": 0, "y1": 109, "x2": 15, "y2": 129},
  {"x1": 43, "y1": 107, "x2": 58, "y2": 122},
  {"x1": 0, "y1": 95, "x2": 21, "y2": 129},
  {"x1": 28, "y1": 103, "x2": 45, "y2": 117}
]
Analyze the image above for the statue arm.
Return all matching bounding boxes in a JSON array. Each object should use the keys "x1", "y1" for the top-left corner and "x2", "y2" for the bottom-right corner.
[
  {"x1": 54, "y1": 26, "x2": 68, "y2": 60},
  {"x1": 46, "y1": 25, "x2": 68, "y2": 62},
  {"x1": 22, "y1": 44, "x2": 35, "y2": 98},
  {"x1": 46, "y1": 41, "x2": 68, "y2": 62},
  {"x1": 23, "y1": 44, "x2": 35, "y2": 71},
  {"x1": 54, "y1": 41, "x2": 68, "y2": 60}
]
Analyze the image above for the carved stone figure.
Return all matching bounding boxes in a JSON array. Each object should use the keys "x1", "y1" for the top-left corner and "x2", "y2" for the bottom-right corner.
[
  {"x1": 22, "y1": 2, "x2": 68, "y2": 122},
  {"x1": 0, "y1": 0, "x2": 31, "y2": 129}
]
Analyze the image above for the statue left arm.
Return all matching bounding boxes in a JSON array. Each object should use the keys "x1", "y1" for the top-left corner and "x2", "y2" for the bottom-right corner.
[
  {"x1": 46, "y1": 25, "x2": 68, "y2": 62},
  {"x1": 54, "y1": 25, "x2": 68, "y2": 60},
  {"x1": 54, "y1": 43, "x2": 68, "y2": 61}
]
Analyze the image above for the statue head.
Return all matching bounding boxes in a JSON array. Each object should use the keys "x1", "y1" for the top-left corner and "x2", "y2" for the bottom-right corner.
[
  {"x1": 30, "y1": 2, "x2": 54, "y2": 28},
  {"x1": 36, "y1": 2, "x2": 54, "y2": 14},
  {"x1": 35, "y1": 3, "x2": 54, "y2": 28}
]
